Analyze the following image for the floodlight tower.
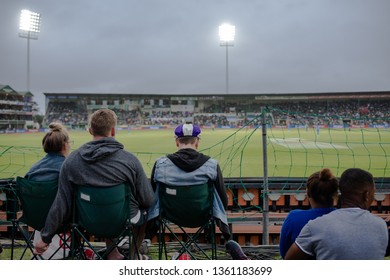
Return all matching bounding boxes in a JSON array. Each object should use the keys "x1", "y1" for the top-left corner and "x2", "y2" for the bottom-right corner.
[
  {"x1": 219, "y1": 23, "x2": 235, "y2": 94},
  {"x1": 19, "y1": 9, "x2": 41, "y2": 92}
]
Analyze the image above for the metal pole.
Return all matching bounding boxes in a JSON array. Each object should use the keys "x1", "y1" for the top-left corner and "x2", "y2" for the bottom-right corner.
[
  {"x1": 262, "y1": 107, "x2": 269, "y2": 245},
  {"x1": 225, "y1": 44, "x2": 229, "y2": 94},
  {"x1": 27, "y1": 32, "x2": 30, "y2": 92}
]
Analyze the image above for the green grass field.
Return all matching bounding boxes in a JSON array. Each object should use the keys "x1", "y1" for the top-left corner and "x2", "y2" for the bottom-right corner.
[{"x1": 0, "y1": 127, "x2": 389, "y2": 179}]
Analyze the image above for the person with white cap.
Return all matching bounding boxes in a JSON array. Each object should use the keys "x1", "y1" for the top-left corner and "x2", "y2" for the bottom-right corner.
[{"x1": 147, "y1": 123, "x2": 249, "y2": 260}]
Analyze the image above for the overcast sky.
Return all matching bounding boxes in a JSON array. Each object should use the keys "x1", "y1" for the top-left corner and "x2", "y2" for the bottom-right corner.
[{"x1": 1, "y1": 0, "x2": 389, "y2": 113}]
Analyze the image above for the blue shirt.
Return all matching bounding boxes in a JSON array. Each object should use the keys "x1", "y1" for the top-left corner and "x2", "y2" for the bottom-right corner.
[
  {"x1": 25, "y1": 153, "x2": 65, "y2": 181},
  {"x1": 279, "y1": 207, "x2": 335, "y2": 259}
]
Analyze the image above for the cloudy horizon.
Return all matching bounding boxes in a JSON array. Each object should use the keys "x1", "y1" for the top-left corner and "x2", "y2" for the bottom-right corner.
[{"x1": 1, "y1": 0, "x2": 390, "y2": 113}]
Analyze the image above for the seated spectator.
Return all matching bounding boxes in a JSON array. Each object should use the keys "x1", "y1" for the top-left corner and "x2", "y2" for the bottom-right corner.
[
  {"x1": 279, "y1": 168, "x2": 338, "y2": 259},
  {"x1": 147, "y1": 123, "x2": 249, "y2": 260},
  {"x1": 25, "y1": 122, "x2": 72, "y2": 259},
  {"x1": 34, "y1": 109, "x2": 155, "y2": 260},
  {"x1": 285, "y1": 168, "x2": 389, "y2": 260}
]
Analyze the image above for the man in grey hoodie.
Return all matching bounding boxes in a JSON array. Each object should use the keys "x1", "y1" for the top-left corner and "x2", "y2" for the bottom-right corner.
[{"x1": 34, "y1": 109, "x2": 155, "y2": 259}]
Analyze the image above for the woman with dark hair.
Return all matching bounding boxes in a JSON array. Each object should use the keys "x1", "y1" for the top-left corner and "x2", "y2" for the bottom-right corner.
[{"x1": 279, "y1": 168, "x2": 339, "y2": 259}]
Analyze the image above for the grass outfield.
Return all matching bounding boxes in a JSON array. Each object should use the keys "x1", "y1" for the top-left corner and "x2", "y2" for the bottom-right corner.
[{"x1": 0, "y1": 127, "x2": 389, "y2": 178}]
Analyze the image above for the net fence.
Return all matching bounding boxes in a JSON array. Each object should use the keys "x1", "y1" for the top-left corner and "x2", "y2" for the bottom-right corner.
[{"x1": 1, "y1": 107, "x2": 390, "y2": 215}]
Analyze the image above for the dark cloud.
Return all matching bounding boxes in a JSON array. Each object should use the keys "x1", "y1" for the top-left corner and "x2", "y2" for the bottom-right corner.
[{"x1": 1, "y1": 0, "x2": 390, "y2": 113}]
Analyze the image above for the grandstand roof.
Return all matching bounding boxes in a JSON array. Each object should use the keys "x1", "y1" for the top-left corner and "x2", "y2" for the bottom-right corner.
[
  {"x1": 0, "y1": 84, "x2": 18, "y2": 94},
  {"x1": 18, "y1": 91, "x2": 34, "y2": 97},
  {"x1": 44, "y1": 90, "x2": 390, "y2": 101},
  {"x1": 0, "y1": 85, "x2": 34, "y2": 97}
]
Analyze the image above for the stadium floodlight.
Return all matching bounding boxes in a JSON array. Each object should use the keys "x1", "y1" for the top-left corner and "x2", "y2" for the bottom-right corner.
[
  {"x1": 19, "y1": 9, "x2": 41, "y2": 92},
  {"x1": 219, "y1": 23, "x2": 235, "y2": 94},
  {"x1": 219, "y1": 23, "x2": 235, "y2": 44}
]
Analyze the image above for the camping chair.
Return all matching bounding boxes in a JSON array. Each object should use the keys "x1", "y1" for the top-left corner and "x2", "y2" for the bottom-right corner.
[
  {"x1": 71, "y1": 183, "x2": 139, "y2": 260},
  {"x1": 0, "y1": 178, "x2": 18, "y2": 259},
  {"x1": 157, "y1": 180, "x2": 217, "y2": 260},
  {"x1": 12, "y1": 176, "x2": 71, "y2": 260}
]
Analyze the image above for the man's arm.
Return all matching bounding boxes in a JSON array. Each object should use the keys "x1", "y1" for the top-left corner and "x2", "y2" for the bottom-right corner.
[
  {"x1": 150, "y1": 162, "x2": 157, "y2": 192},
  {"x1": 134, "y1": 157, "x2": 155, "y2": 208},
  {"x1": 214, "y1": 164, "x2": 228, "y2": 208},
  {"x1": 385, "y1": 216, "x2": 390, "y2": 257},
  {"x1": 285, "y1": 243, "x2": 313, "y2": 260}
]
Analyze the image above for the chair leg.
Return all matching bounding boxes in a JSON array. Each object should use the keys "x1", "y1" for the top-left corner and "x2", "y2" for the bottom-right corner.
[
  {"x1": 11, "y1": 220, "x2": 16, "y2": 260},
  {"x1": 70, "y1": 224, "x2": 140, "y2": 260},
  {"x1": 158, "y1": 221, "x2": 168, "y2": 260},
  {"x1": 13, "y1": 222, "x2": 44, "y2": 260},
  {"x1": 165, "y1": 221, "x2": 217, "y2": 260},
  {"x1": 211, "y1": 221, "x2": 217, "y2": 260},
  {"x1": 130, "y1": 224, "x2": 143, "y2": 260}
]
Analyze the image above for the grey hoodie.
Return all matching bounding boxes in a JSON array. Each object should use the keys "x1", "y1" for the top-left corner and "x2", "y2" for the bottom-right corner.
[{"x1": 41, "y1": 137, "x2": 155, "y2": 243}]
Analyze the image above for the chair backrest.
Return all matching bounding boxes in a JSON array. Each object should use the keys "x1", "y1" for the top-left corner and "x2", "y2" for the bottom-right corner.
[
  {"x1": 159, "y1": 180, "x2": 214, "y2": 228},
  {"x1": 74, "y1": 183, "x2": 130, "y2": 238},
  {"x1": 15, "y1": 176, "x2": 59, "y2": 230}
]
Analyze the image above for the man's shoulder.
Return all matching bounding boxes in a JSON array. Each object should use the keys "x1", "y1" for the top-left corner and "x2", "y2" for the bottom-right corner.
[
  {"x1": 304, "y1": 210, "x2": 336, "y2": 227},
  {"x1": 155, "y1": 156, "x2": 169, "y2": 164}
]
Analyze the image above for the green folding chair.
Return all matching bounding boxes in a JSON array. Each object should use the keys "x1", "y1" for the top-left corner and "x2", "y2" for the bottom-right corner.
[
  {"x1": 0, "y1": 178, "x2": 19, "y2": 259},
  {"x1": 12, "y1": 176, "x2": 71, "y2": 260},
  {"x1": 71, "y1": 183, "x2": 138, "y2": 260},
  {"x1": 157, "y1": 180, "x2": 217, "y2": 260}
]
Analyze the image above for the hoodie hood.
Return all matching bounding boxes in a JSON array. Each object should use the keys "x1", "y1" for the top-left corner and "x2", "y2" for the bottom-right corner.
[
  {"x1": 167, "y1": 148, "x2": 210, "y2": 172},
  {"x1": 79, "y1": 138, "x2": 123, "y2": 163}
]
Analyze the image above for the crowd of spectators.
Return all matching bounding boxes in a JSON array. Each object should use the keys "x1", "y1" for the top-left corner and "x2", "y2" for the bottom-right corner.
[
  {"x1": 43, "y1": 99, "x2": 390, "y2": 128},
  {"x1": 142, "y1": 111, "x2": 193, "y2": 126},
  {"x1": 45, "y1": 102, "x2": 88, "y2": 128}
]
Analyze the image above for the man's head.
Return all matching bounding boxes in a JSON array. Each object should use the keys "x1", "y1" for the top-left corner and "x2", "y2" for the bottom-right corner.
[
  {"x1": 88, "y1": 109, "x2": 117, "y2": 138},
  {"x1": 174, "y1": 123, "x2": 201, "y2": 147},
  {"x1": 339, "y1": 168, "x2": 375, "y2": 209}
]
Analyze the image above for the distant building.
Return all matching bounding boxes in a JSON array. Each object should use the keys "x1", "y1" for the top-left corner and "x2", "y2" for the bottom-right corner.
[{"x1": 0, "y1": 84, "x2": 39, "y2": 131}]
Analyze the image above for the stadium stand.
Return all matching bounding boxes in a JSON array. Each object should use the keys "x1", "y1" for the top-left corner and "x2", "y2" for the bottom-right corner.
[
  {"x1": 42, "y1": 91, "x2": 390, "y2": 128},
  {"x1": 1, "y1": 88, "x2": 390, "y2": 253},
  {"x1": 0, "y1": 84, "x2": 39, "y2": 132}
]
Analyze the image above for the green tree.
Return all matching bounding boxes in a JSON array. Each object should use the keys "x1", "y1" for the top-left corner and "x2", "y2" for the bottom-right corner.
[{"x1": 33, "y1": 114, "x2": 44, "y2": 127}]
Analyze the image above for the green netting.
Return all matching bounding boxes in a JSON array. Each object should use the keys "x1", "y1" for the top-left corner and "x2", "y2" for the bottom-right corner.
[
  {"x1": 0, "y1": 146, "x2": 43, "y2": 179},
  {"x1": 265, "y1": 106, "x2": 390, "y2": 178},
  {"x1": 0, "y1": 108, "x2": 389, "y2": 216}
]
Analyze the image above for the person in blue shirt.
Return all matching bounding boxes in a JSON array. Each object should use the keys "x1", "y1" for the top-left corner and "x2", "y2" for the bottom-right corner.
[
  {"x1": 25, "y1": 122, "x2": 72, "y2": 181},
  {"x1": 25, "y1": 122, "x2": 72, "y2": 259},
  {"x1": 279, "y1": 168, "x2": 339, "y2": 259}
]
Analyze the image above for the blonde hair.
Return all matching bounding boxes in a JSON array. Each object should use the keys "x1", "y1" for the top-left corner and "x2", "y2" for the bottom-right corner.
[
  {"x1": 42, "y1": 122, "x2": 69, "y2": 153},
  {"x1": 89, "y1": 109, "x2": 117, "y2": 137}
]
